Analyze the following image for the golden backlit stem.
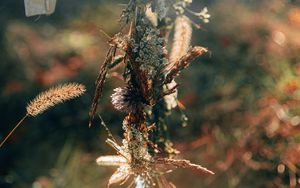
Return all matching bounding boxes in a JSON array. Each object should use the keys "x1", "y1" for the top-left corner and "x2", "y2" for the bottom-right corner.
[{"x1": 0, "y1": 114, "x2": 29, "y2": 148}]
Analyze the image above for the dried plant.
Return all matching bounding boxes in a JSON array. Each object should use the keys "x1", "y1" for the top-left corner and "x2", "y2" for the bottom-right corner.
[
  {"x1": 0, "y1": 83, "x2": 86, "y2": 148},
  {"x1": 165, "y1": 46, "x2": 208, "y2": 84},
  {"x1": 26, "y1": 83, "x2": 86, "y2": 116},
  {"x1": 111, "y1": 85, "x2": 146, "y2": 113},
  {"x1": 16, "y1": 1, "x2": 300, "y2": 187},
  {"x1": 96, "y1": 139, "x2": 214, "y2": 187},
  {"x1": 169, "y1": 15, "x2": 192, "y2": 65},
  {"x1": 89, "y1": 0, "x2": 213, "y2": 187},
  {"x1": 89, "y1": 46, "x2": 116, "y2": 127}
]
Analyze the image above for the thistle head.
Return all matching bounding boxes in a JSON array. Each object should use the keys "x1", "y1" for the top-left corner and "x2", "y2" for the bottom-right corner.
[{"x1": 111, "y1": 85, "x2": 146, "y2": 113}]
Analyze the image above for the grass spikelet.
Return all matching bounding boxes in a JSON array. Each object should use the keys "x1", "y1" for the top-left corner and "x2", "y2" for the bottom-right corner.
[
  {"x1": 26, "y1": 83, "x2": 86, "y2": 116},
  {"x1": 165, "y1": 46, "x2": 208, "y2": 84},
  {"x1": 169, "y1": 16, "x2": 192, "y2": 64},
  {"x1": 0, "y1": 83, "x2": 85, "y2": 148},
  {"x1": 156, "y1": 158, "x2": 215, "y2": 175}
]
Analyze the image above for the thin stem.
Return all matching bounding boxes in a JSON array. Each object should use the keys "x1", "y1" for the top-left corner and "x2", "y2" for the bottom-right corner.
[
  {"x1": 98, "y1": 114, "x2": 117, "y2": 143},
  {"x1": 0, "y1": 114, "x2": 29, "y2": 148},
  {"x1": 98, "y1": 28, "x2": 112, "y2": 40}
]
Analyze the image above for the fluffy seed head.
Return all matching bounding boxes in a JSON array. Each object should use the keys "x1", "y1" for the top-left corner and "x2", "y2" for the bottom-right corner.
[
  {"x1": 26, "y1": 83, "x2": 86, "y2": 116},
  {"x1": 169, "y1": 15, "x2": 192, "y2": 64}
]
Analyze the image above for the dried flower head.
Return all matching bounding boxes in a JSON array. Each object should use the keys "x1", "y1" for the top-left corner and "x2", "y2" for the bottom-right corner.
[
  {"x1": 189, "y1": 7, "x2": 211, "y2": 23},
  {"x1": 96, "y1": 138, "x2": 214, "y2": 187},
  {"x1": 26, "y1": 83, "x2": 86, "y2": 116},
  {"x1": 111, "y1": 85, "x2": 146, "y2": 113},
  {"x1": 96, "y1": 138, "x2": 154, "y2": 187},
  {"x1": 173, "y1": 0, "x2": 192, "y2": 15}
]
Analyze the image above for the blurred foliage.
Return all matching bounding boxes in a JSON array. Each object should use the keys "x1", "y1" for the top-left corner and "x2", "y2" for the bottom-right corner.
[{"x1": 1, "y1": 0, "x2": 300, "y2": 187}]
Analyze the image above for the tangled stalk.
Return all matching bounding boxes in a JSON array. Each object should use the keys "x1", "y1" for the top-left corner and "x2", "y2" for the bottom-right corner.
[{"x1": 90, "y1": 0, "x2": 213, "y2": 187}]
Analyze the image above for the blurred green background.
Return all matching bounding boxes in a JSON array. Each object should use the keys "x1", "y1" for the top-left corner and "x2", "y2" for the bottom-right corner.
[{"x1": 1, "y1": 0, "x2": 300, "y2": 187}]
